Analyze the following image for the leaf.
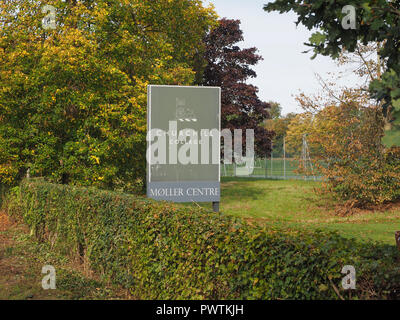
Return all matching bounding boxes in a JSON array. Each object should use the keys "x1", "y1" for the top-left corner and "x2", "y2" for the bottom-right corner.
[
  {"x1": 392, "y1": 99, "x2": 400, "y2": 111},
  {"x1": 309, "y1": 32, "x2": 326, "y2": 46}
]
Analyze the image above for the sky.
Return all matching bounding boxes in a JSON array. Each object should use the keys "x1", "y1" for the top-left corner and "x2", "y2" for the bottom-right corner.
[{"x1": 204, "y1": 0, "x2": 360, "y2": 115}]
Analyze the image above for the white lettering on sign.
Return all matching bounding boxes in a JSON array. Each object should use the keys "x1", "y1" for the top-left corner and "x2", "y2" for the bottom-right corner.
[
  {"x1": 186, "y1": 188, "x2": 219, "y2": 197},
  {"x1": 147, "y1": 121, "x2": 219, "y2": 166},
  {"x1": 149, "y1": 187, "x2": 219, "y2": 198},
  {"x1": 147, "y1": 121, "x2": 254, "y2": 171},
  {"x1": 150, "y1": 188, "x2": 184, "y2": 197}
]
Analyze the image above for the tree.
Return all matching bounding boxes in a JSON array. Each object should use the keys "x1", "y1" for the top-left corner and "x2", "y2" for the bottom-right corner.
[
  {"x1": 324, "y1": 42, "x2": 399, "y2": 145},
  {"x1": 282, "y1": 36, "x2": 400, "y2": 206},
  {"x1": 0, "y1": 0, "x2": 217, "y2": 189},
  {"x1": 200, "y1": 19, "x2": 274, "y2": 157},
  {"x1": 268, "y1": 101, "x2": 282, "y2": 119},
  {"x1": 309, "y1": 99, "x2": 399, "y2": 206},
  {"x1": 285, "y1": 112, "x2": 315, "y2": 157},
  {"x1": 289, "y1": 90, "x2": 399, "y2": 206},
  {"x1": 288, "y1": 87, "x2": 400, "y2": 207},
  {"x1": 264, "y1": 0, "x2": 400, "y2": 126},
  {"x1": 265, "y1": 111, "x2": 297, "y2": 157}
]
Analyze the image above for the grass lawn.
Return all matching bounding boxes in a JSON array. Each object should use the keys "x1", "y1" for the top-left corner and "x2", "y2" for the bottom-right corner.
[
  {"x1": 223, "y1": 158, "x2": 304, "y2": 177},
  {"x1": 197, "y1": 178, "x2": 400, "y2": 245},
  {"x1": 383, "y1": 128, "x2": 400, "y2": 147}
]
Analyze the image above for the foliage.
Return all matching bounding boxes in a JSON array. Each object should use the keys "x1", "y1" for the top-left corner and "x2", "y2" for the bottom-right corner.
[
  {"x1": 281, "y1": 38, "x2": 400, "y2": 206},
  {"x1": 5, "y1": 179, "x2": 400, "y2": 299},
  {"x1": 0, "y1": 213, "x2": 128, "y2": 300},
  {"x1": 268, "y1": 101, "x2": 283, "y2": 120},
  {"x1": 265, "y1": 112, "x2": 297, "y2": 157},
  {"x1": 284, "y1": 112, "x2": 315, "y2": 157},
  {"x1": 0, "y1": 0, "x2": 217, "y2": 189},
  {"x1": 264, "y1": 0, "x2": 400, "y2": 125},
  {"x1": 383, "y1": 129, "x2": 400, "y2": 148},
  {"x1": 201, "y1": 19, "x2": 274, "y2": 157},
  {"x1": 291, "y1": 90, "x2": 400, "y2": 206}
]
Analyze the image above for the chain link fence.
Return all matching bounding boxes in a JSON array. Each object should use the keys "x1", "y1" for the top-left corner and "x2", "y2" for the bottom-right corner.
[{"x1": 221, "y1": 136, "x2": 323, "y2": 181}]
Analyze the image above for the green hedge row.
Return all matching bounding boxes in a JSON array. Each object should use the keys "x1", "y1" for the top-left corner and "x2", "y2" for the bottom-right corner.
[{"x1": 5, "y1": 179, "x2": 400, "y2": 299}]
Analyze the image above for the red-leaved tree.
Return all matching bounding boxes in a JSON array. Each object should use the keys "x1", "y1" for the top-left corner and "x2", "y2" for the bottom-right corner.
[{"x1": 200, "y1": 19, "x2": 274, "y2": 157}]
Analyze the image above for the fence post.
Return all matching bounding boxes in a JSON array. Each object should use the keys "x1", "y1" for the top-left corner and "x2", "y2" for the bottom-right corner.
[
  {"x1": 271, "y1": 140, "x2": 273, "y2": 178},
  {"x1": 283, "y1": 136, "x2": 286, "y2": 180},
  {"x1": 265, "y1": 153, "x2": 268, "y2": 178},
  {"x1": 212, "y1": 202, "x2": 220, "y2": 213}
]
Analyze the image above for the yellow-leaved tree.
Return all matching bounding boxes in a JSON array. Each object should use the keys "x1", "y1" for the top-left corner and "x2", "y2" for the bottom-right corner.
[{"x1": 0, "y1": 0, "x2": 217, "y2": 190}]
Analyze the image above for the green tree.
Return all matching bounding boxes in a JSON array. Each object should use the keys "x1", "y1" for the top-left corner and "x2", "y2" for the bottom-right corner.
[
  {"x1": 264, "y1": 0, "x2": 400, "y2": 127},
  {"x1": 0, "y1": 0, "x2": 217, "y2": 189},
  {"x1": 265, "y1": 112, "x2": 297, "y2": 157},
  {"x1": 268, "y1": 101, "x2": 282, "y2": 120}
]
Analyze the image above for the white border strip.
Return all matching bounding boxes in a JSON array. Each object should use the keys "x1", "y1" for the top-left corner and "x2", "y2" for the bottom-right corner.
[
  {"x1": 218, "y1": 87, "x2": 221, "y2": 182},
  {"x1": 148, "y1": 85, "x2": 152, "y2": 183}
]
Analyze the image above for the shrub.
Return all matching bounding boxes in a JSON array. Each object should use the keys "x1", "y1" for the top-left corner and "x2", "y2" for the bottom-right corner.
[
  {"x1": 289, "y1": 99, "x2": 400, "y2": 207},
  {"x1": 5, "y1": 179, "x2": 400, "y2": 299},
  {"x1": 324, "y1": 145, "x2": 400, "y2": 206}
]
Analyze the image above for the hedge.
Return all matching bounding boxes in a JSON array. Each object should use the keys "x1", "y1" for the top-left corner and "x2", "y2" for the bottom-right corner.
[{"x1": 4, "y1": 179, "x2": 400, "y2": 299}]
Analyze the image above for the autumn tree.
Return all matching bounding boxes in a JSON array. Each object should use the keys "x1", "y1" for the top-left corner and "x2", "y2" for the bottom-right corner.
[
  {"x1": 309, "y1": 98, "x2": 399, "y2": 206},
  {"x1": 284, "y1": 112, "x2": 315, "y2": 157},
  {"x1": 286, "y1": 87, "x2": 400, "y2": 206},
  {"x1": 265, "y1": 110, "x2": 297, "y2": 157},
  {"x1": 263, "y1": 2, "x2": 400, "y2": 205},
  {"x1": 200, "y1": 18, "x2": 274, "y2": 158},
  {"x1": 283, "y1": 39, "x2": 400, "y2": 206},
  {"x1": 268, "y1": 101, "x2": 283, "y2": 120},
  {"x1": 264, "y1": 0, "x2": 400, "y2": 130},
  {"x1": 0, "y1": 0, "x2": 217, "y2": 189},
  {"x1": 323, "y1": 42, "x2": 399, "y2": 146}
]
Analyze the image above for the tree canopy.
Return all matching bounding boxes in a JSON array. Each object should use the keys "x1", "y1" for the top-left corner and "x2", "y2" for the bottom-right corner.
[
  {"x1": 264, "y1": 0, "x2": 400, "y2": 123},
  {"x1": 201, "y1": 18, "x2": 274, "y2": 157},
  {"x1": 0, "y1": 0, "x2": 217, "y2": 188}
]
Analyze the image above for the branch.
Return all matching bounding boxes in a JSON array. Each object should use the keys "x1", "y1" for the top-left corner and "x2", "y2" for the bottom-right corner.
[
  {"x1": 314, "y1": 73, "x2": 352, "y2": 108},
  {"x1": 329, "y1": 279, "x2": 345, "y2": 301},
  {"x1": 355, "y1": 46, "x2": 375, "y2": 82}
]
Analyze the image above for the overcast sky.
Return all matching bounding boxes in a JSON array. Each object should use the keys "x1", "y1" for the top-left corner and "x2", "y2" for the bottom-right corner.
[{"x1": 204, "y1": 0, "x2": 360, "y2": 115}]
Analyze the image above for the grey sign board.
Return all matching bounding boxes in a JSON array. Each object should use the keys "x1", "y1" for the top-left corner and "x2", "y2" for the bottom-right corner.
[{"x1": 147, "y1": 85, "x2": 221, "y2": 203}]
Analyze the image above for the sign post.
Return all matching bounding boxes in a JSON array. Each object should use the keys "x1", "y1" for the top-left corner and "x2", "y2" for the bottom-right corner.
[{"x1": 147, "y1": 85, "x2": 221, "y2": 211}]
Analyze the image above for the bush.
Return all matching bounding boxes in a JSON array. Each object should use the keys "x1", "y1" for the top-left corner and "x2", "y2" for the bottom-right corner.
[
  {"x1": 325, "y1": 146, "x2": 400, "y2": 206},
  {"x1": 297, "y1": 101, "x2": 400, "y2": 207},
  {"x1": 5, "y1": 179, "x2": 400, "y2": 299}
]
